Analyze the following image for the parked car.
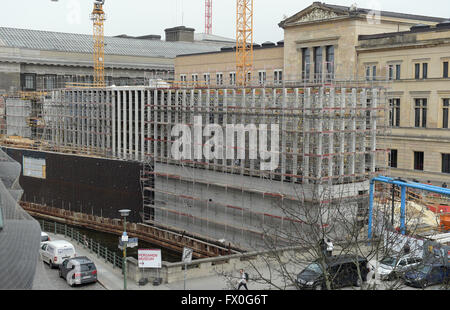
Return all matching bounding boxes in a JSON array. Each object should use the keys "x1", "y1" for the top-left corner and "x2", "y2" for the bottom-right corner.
[
  {"x1": 40, "y1": 240, "x2": 76, "y2": 269},
  {"x1": 404, "y1": 263, "x2": 450, "y2": 288},
  {"x1": 296, "y1": 255, "x2": 371, "y2": 290},
  {"x1": 40, "y1": 232, "x2": 50, "y2": 243},
  {"x1": 376, "y1": 255, "x2": 423, "y2": 281},
  {"x1": 59, "y1": 256, "x2": 97, "y2": 287}
]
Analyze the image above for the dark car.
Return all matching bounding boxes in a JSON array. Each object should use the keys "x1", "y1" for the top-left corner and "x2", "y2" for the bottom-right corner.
[
  {"x1": 59, "y1": 256, "x2": 97, "y2": 287},
  {"x1": 296, "y1": 255, "x2": 370, "y2": 290},
  {"x1": 404, "y1": 263, "x2": 449, "y2": 288}
]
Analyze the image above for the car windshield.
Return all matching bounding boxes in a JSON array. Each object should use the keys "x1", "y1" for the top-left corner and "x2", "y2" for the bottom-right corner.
[
  {"x1": 305, "y1": 263, "x2": 323, "y2": 274},
  {"x1": 380, "y1": 257, "x2": 397, "y2": 267},
  {"x1": 41, "y1": 235, "x2": 49, "y2": 242},
  {"x1": 80, "y1": 263, "x2": 95, "y2": 272},
  {"x1": 417, "y1": 265, "x2": 432, "y2": 274}
]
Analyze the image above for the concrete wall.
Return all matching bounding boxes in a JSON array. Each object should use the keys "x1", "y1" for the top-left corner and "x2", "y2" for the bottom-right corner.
[{"x1": 0, "y1": 63, "x2": 21, "y2": 93}]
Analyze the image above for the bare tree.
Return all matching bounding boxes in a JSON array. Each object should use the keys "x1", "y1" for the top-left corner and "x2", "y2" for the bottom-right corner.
[{"x1": 216, "y1": 181, "x2": 446, "y2": 291}]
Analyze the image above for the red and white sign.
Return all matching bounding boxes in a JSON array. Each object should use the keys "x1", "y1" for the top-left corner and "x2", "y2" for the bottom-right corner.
[{"x1": 138, "y1": 249, "x2": 162, "y2": 268}]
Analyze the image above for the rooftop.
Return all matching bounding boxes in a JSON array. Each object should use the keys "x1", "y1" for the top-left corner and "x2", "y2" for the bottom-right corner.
[
  {"x1": 359, "y1": 21, "x2": 450, "y2": 41},
  {"x1": 0, "y1": 27, "x2": 229, "y2": 59}
]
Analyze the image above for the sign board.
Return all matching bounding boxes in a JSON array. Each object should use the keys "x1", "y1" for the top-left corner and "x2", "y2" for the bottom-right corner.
[
  {"x1": 23, "y1": 156, "x2": 46, "y2": 179},
  {"x1": 138, "y1": 249, "x2": 162, "y2": 268},
  {"x1": 127, "y1": 237, "x2": 138, "y2": 248},
  {"x1": 118, "y1": 237, "x2": 138, "y2": 249},
  {"x1": 121, "y1": 233, "x2": 128, "y2": 242},
  {"x1": 182, "y1": 247, "x2": 193, "y2": 264}
]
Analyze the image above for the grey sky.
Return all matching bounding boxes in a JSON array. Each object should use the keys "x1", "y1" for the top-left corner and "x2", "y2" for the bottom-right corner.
[{"x1": 0, "y1": 0, "x2": 448, "y2": 44}]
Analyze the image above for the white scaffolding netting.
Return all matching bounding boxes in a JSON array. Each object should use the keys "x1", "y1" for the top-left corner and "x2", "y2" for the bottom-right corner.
[{"x1": 0, "y1": 148, "x2": 41, "y2": 289}]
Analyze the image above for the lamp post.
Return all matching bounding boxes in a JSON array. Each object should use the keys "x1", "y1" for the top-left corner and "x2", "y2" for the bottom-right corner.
[{"x1": 119, "y1": 209, "x2": 131, "y2": 290}]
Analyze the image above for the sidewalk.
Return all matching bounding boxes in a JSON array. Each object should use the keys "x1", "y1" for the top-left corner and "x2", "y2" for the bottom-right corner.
[
  {"x1": 47, "y1": 232, "x2": 388, "y2": 291},
  {"x1": 47, "y1": 232, "x2": 281, "y2": 290}
]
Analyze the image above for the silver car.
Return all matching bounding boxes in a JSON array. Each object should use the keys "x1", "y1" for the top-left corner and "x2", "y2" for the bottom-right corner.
[
  {"x1": 59, "y1": 256, "x2": 97, "y2": 287},
  {"x1": 376, "y1": 255, "x2": 423, "y2": 281}
]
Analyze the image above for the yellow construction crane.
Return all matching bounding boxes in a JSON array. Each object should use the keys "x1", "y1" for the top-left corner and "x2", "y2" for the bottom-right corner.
[
  {"x1": 91, "y1": 0, "x2": 106, "y2": 87},
  {"x1": 236, "y1": 0, "x2": 253, "y2": 87}
]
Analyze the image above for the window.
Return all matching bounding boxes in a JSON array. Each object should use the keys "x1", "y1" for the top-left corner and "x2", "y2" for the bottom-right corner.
[
  {"x1": 444, "y1": 62, "x2": 449, "y2": 78},
  {"x1": 229, "y1": 72, "x2": 236, "y2": 85},
  {"x1": 302, "y1": 48, "x2": 311, "y2": 81},
  {"x1": 414, "y1": 99, "x2": 427, "y2": 128},
  {"x1": 422, "y1": 63, "x2": 428, "y2": 79},
  {"x1": 314, "y1": 46, "x2": 323, "y2": 82},
  {"x1": 388, "y1": 65, "x2": 394, "y2": 81},
  {"x1": 203, "y1": 73, "x2": 210, "y2": 84},
  {"x1": 191, "y1": 74, "x2": 198, "y2": 82},
  {"x1": 44, "y1": 75, "x2": 56, "y2": 90},
  {"x1": 444, "y1": 99, "x2": 450, "y2": 129},
  {"x1": 414, "y1": 151, "x2": 424, "y2": 171},
  {"x1": 415, "y1": 63, "x2": 420, "y2": 79},
  {"x1": 247, "y1": 72, "x2": 251, "y2": 83},
  {"x1": 326, "y1": 45, "x2": 334, "y2": 80},
  {"x1": 396, "y1": 64, "x2": 401, "y2": 80},
  {"x1": 180, "y1": 74, "x2": 187, "y2": 82},
  {"x1": 366, "y1": 65, "x2": 377, "y2": 81},
  {"x1": 23, "y1": 74, "x2": 36, "y2": 90},
  {"x1": 274, "y1": 70, "x2": 283, "y2": 85},
  {"x1": 442, "y1": 154, "x2": 450, "y2": 174},
  {"x1": 389, "y1": 149, "x2": 398, "y2": 168},
  {"x1": 389, "y1": 98, "x2": 400, "y2": 127},
  {"x1": 216, "y1": 73, "x2": 223, "y2": 86},
  {"x1": 258, "y1": 71, "x2": 266, "y2": 85}
]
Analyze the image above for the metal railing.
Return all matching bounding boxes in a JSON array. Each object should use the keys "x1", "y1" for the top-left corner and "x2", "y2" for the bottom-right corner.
[{"x1": 39, "y1": 219, "x2": 123, "y2": 270}]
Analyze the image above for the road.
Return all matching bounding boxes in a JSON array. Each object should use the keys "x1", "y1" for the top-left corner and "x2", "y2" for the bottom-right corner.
[{"x1": 32, "y1": 256, "x2": 105, "y2": 290}]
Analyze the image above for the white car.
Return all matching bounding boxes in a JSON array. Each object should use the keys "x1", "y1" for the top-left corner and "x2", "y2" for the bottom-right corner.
[
  {"x1": 40, "y1": 240, "x2": 76, "y2": 269},
  {"x1": 40, "y1": 232, "x2": 50, "y2": 244},
  {"x1": 376, "y1": 255, "x2": 423, "y2": 281}
]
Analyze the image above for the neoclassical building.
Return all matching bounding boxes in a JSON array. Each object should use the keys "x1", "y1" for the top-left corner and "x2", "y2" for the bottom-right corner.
[{"x1": 175, "y1": 2, "x2": 450, "y2": 185}]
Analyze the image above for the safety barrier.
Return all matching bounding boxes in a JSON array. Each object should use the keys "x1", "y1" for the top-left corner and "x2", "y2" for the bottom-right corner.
[{"x1": 39, "y1": 219, "x2": 123, "y2": 270}]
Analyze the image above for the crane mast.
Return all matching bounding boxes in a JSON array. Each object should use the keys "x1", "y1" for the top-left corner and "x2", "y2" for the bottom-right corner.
[
  {"x1": 236, "y1": 0, "x2": 253, "y2": 87},
  {"x1": 91, "y1": 0, "x2": 106, "y2": 87}
]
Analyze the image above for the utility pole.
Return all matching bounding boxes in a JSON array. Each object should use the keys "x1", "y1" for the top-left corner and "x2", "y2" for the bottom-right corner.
[{"x1": 119, "y1": 209, "x2": 131, "y2": 290}]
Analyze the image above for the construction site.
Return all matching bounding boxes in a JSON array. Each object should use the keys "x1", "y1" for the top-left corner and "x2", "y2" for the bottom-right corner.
[{"x1": 0, "y1": 0, "x2": 449, "y2": 258}]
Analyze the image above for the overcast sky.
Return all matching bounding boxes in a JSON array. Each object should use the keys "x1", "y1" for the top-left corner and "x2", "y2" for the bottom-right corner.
[{"x1": 0, "y1": 0, "x2": 449, "y2": 43}]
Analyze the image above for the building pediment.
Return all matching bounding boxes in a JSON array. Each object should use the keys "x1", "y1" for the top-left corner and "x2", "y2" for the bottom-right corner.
[
  {"x1": 297, "y1": 8, "x2": 340, "y2": 23},
  {"x1": 279, "y1": 3, "x2": 350, "y2": 28}
]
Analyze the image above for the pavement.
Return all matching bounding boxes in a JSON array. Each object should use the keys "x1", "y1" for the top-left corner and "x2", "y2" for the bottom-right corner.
[
  {"x1": 46, "y1": 232, "x2": 281, "y2": 291},
  {"x1": 44, "y1": 232, "x2": 445, "y2": 291}
]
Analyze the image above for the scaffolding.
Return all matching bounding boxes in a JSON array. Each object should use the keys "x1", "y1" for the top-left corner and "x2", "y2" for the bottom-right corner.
[
  {"x1": 139, "y1": 83, "x2": 389, "y2": 249},
  {"x1": 6, "y1": 79, "x2": 390, "y2": 250}
]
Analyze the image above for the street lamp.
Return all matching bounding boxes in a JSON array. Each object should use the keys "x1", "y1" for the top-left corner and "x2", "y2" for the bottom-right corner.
[{"x1": 119, "y1": 209, "x2": 131, "y2": 290}]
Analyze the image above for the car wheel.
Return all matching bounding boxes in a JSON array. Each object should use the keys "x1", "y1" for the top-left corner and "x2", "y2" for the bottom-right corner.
[
  {"x1": 355, "y1": 278, "x2": 363, "y2": 287},
  {"x1": 314, "y1": 284, "x2": 322, "y2": 290},
  {"x1": 422, "y1": 281, "x2": 428, "y2": 289}
]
